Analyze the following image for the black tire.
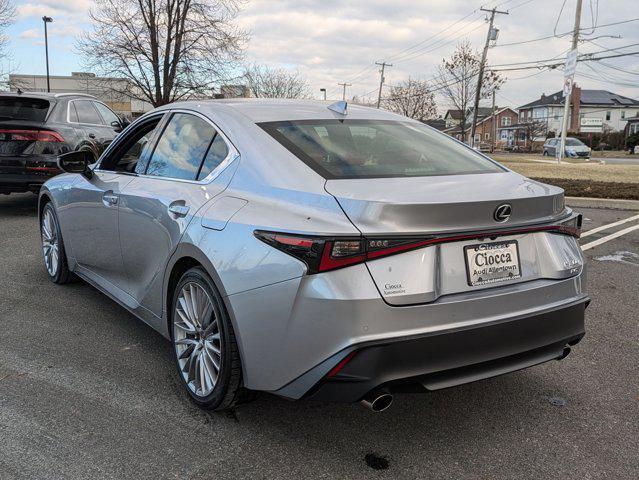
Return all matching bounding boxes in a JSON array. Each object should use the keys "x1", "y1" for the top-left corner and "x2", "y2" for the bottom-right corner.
[
  {"x1": 542, "y1": 150, "x2": 549, "y2": 156},
  {"x1": 41, "y1": 202, "x2": 74, "y2": 284},
  {"x1": 170, "y1": 267, "x2": 242, "y2": 410}
]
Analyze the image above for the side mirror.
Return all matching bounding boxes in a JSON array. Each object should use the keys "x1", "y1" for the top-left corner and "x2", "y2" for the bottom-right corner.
[{"x1": 58, "y1": 150, "x2": 94, "y2": 179}]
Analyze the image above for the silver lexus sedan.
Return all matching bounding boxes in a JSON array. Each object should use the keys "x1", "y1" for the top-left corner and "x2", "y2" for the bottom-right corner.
[{"x1": 39, "y1": 99, "x2": 588, "y2": 412}]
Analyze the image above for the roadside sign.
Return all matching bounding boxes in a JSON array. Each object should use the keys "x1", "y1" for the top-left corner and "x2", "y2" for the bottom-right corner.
[
  {"x1": 580, "y1": 117, "x2": 603, "y2": 133},
  {"x1": 564, "y1": 49, "x2": 578, "y2": 79}
]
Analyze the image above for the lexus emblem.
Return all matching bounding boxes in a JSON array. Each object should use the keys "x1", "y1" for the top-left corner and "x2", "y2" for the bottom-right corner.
[{"x1": 493, "y1": 204, "x2": 512, "y2": 223}]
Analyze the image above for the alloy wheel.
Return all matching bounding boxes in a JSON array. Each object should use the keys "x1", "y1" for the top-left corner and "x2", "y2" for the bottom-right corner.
[
  {"x1": 41, "y1": 209, "x2": 59, "y2": 277},
  {"x1": 173, "y1": 282, "x2": 222, "y2": 398}
]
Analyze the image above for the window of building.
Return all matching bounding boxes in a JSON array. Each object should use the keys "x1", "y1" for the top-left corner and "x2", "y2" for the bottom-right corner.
[
  {"x1": 606, "y1": 111, "x2": 611, "y2": 121},
  {"x1": 501, "y1": 116, "x2": 511, "y2": 126},
  {"x1": 621, "y1": 111, "x2": 626, "y2": 119},
  {"x1": 485, "y1": 132, "x2": 490, "y2": 140},
  {"x1": 474, "y1": 133, "x2": 481, "y2": 143}
]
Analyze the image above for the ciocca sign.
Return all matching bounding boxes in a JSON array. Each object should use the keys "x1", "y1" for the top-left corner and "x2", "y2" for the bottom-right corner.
[{"x1": 580, "y1": 117, "x2": 603, "y2": 133}]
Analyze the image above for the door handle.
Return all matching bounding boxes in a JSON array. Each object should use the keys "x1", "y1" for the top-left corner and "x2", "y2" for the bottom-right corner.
[
  {"x1": 168, "y1": 203, "x2": 190, "y2": 217},
  {"x1": 102, "y1": 191, "x2": 118, "y2": 205},
  {"x1": 89, "y1": 133, "x2": 96, "y2": 139}
]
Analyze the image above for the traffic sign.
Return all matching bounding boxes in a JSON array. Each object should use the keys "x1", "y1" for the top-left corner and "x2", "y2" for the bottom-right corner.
[{"x1": 564, "y1": 49, "x2": 578, "y2": 79}]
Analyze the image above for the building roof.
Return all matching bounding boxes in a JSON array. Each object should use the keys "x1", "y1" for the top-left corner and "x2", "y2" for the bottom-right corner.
[
  {"x1": 519, "y1": 90, "x2": 639, "y2": 109},
  {"x1": 444, "y1": 109, "x2": 463, "y2": 120}
]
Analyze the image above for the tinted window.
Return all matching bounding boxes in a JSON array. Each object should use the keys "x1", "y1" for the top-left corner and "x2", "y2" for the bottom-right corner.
[
  {"x1": 198, "y1": 134, "x2": 229, "y2": 180},
  {"x1": 259, "y1": 120, "x2": 504, "y2": 179},
  {"x1": 146, "y1": 113, "x2": 215, "y2": 180},
  {"x1": 93, "y1": 102, "x2": 120, "y2": 126},
  {"x1": 0, "y1": 97, "x2": 49, "y2": 122},
  {"x1": 100, "y1": 117, "x2": 162, "y2": 173},
  {"x1": 68, "y1": 103, "x2": 79, "y2": 123},
  {"x1": 565, "y1": 138, "x2": 584, "y2": 146},
  {"x1": 74, "y1": 100, "x2": 103, "y2": 125}
]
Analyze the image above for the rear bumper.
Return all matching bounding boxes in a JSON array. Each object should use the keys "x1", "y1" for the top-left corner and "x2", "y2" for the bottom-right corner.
[
  {"x1": 290, "y1": 298, "x2": 588, "y2": 403},
  {"x1": 0, "y1": 155, "x2": 60, "y2": 192}
]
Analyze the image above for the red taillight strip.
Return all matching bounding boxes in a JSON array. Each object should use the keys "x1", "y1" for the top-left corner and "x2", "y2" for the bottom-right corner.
[
  {"x1": 273, "y1": 235, "x2": 314, "y2": 248},
  {"x1": 326, "y1": 351, "x2": 358, "y2": 378},
  {"x1": 0, "y1": 129, "x2": 64, "y2": 142}
]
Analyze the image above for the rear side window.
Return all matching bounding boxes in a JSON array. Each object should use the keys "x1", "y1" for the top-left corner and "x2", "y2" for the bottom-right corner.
[
  {"x1": 93, "y1": 102, "x2": 120, "y2": 126},
  {"x1": 146, "y1": 113, "x2": 215, "y2": 180},
  {"x1": 198, "y1": 134, "x2": 229, "y2": 180},
  {"x1": 259, "y1": 119, "x2": 504, "y2": 179},
  {"x1": 0, "y1": 97, "x2": 49, "y2": 122},
  {"x1": 73, "y1": 100, "x2": 103, "y2": 125}
]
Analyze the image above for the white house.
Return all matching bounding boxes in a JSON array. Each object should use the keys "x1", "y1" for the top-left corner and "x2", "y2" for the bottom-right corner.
[{"x1": 517, "y1": 86, "x2": 639, "y2": 135}]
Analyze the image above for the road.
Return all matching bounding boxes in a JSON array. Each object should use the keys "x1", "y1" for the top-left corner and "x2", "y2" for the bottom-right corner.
[{"x1": 0, "y1": 193, "x2": 637, "y2": 480}]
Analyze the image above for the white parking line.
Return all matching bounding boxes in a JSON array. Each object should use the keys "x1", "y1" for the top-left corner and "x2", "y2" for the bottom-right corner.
[
  {"x1": 581, "y1": 214, "x2": 639, "y2": 238},
  {"x1": 581, "y1": 224, "x2": 639, "y2": 251}
]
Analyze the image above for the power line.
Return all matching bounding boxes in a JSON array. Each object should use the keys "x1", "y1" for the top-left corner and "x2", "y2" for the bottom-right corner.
[{"x1": 494, "y1": 17, "x2": 639, "y2": 48}]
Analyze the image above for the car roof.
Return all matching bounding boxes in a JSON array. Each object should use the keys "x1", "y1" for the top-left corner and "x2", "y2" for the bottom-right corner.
[
  {"x1": 0, "y1": 91, "x2": 96, "y2": 101},
  {"x1": 157, "y1": 98, "x2": 415, "y2": 123}
]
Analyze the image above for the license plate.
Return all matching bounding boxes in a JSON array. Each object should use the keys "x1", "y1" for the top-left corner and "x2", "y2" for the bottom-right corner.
[{"x1": 464, "y1": 240, "x2": 521, "y2": 287}]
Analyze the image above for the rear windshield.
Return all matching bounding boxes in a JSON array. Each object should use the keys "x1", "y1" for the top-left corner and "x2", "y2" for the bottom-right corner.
[
  {"x1": 0, "y1": 97, "x2": 50, "y2": 122},
  {"x1": 565, "y1": 138, "x2": 584, "y2": 146},
  {"x1": 258, "y1": 119, "x2": 504, "y2": 179}
]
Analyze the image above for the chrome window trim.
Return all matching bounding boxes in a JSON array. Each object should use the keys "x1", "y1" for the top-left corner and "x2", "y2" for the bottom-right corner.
[
  {"x1": 94, "y1": 108, "x2": 239, "y2": 186},
  {"x1": 66, "y1": 99, "x2": 116, "y2": 127}
]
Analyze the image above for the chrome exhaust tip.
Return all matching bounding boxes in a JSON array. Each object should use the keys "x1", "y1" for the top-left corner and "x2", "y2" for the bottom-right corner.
[{"x1": 360, "y1": 389, "x2": 393, "y2": 412}]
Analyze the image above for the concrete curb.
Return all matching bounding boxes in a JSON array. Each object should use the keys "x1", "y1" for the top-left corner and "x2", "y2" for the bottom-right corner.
[{"x1": 566, "y1": 196, "x2": 639, "y2": 211}]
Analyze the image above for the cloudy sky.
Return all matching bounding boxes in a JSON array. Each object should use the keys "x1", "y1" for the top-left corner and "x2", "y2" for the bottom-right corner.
[{"x1": 6, "y1": 0, "x2": 639, "y2": 112}]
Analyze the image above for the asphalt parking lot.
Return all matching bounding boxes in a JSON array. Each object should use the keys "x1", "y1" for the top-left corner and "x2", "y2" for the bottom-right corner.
[{"x1": 1, "y1": 193, "x2": 637, "y2": 480}]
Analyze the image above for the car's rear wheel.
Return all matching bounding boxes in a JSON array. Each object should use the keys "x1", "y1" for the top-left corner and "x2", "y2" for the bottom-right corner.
[
  {"x1": 41, "y1": 203, "x2": 73, "y2": 284},
  {"x1": 171, "y1": 267, "x2": 241, "y2": 410}
]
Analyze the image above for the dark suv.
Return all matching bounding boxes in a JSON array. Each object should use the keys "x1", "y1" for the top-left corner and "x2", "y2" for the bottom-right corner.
[{"x1": 0, "y1": 92, "x2": 127, "y2": 194}]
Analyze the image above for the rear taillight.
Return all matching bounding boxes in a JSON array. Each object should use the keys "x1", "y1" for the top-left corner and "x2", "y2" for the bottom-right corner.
[
  {"x1": 254, "y1": 213, "x2": 582, "y2": 275},
  {"x1": 255, "y1": 232, "x2": 438, "y2": 274},
  {"x1": 0, "y1": 129, "x2": 64, "y2": 142}
]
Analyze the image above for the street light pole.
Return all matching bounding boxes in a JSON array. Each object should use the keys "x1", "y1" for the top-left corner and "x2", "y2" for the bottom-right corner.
[{"x1": 42, "y1": 16, "x2": 53, "y2": 93}]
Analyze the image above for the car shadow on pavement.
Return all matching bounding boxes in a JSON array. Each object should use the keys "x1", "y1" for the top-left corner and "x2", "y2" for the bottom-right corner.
[{"x1": 0, "y1": 192, "x2": 39, "y2": 216}]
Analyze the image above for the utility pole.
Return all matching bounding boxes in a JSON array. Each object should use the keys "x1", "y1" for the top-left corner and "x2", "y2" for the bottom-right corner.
[
  {"x1": 337, "y1": 82, "x2": 352, "y2": 101},
  {"x1": 375, "y1": 61, "x2": 393, "y2": 108},
  {"x1": 491, "y1": 89, "x2": 496, "y2": 153},
  {"x1": 557, "y1": 0, "x2": 583, "y2": 164},
  {"x1": 42, "y1": 16, "x2": 54, "y2": 93},
  {"x1": 469, "y1": 7, "x2": 508, "y2": 147}
]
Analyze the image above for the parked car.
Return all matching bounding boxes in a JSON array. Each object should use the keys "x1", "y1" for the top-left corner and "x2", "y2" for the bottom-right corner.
[
  {"x1": 0, "y1": 92, "x2": 126, "y2": 195},
  {"x1": 39, "y1": 99, "x2": 588, "y2": 412},
  {"x1": 542, "y1": 137, "x2": 591, "y2": 159}
]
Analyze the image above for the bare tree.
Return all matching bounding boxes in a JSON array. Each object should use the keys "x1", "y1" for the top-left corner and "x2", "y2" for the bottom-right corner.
[
  {"x1": 382, "y1": 79, "x2": 437, "y2": 122},
  {"x1": 520, "y1": 119, "x2": 547, "y2": 151},
  {"x1": 243, "y1": 64, "x2": 312, "y2": 99},
  {"x1": 77, "y1": 0, "x2": 247, "y2": 107},
  {"x1": 0, "y1": 0, "x2": 14, "y2": 60},
  {"x1": 434, "y1": 40, "x2": 504, "y2": 140}
]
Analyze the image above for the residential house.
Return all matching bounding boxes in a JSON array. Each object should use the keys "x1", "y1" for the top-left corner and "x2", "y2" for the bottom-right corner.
[
  {"x1": 444, "y1": 109, "x2": 464, "y2": 128},
  {"x1": 472, "y1": 107, "x2": 519, "y2": 147},
  {"x1": 518, "y1": 86, "x2": 639, "y2": 135},
  {"x1": 443, "y1": 107, "x2": 516, "y2": 146}
]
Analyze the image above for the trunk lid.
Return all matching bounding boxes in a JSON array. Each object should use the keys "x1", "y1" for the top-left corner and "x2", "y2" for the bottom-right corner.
[{"x1": 324, "y1": 171, "x2": 565, "y2": 235}]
